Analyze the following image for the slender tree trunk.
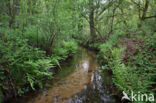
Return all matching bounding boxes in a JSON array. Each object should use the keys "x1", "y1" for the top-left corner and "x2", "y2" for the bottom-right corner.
[
  {"x1": 36, "y1": 25, "x2": 39, "y2": 48},
  {"x1": 7, "y1": 0, "x2": 12, "y2": 28},
  {"x1": 110, "y1": 8, "x2": 116, "y2": 34},
  {"x1": 7, "y1": 0, "x2": 18, "y2": 28},
  {"x1": 46, "y1": 34, "x2": 56, "y2": 56},
  {"x1": 89, "y1": 0, "x2": 96, "y2": 40},
  {"x1": 141, "y1": 0, "x2": 149, "y2": 20},
  {"x1": 89, "y1": 10, "x2": 96, "y2": 39},
  {"x1": 46, "y1": 0, "x2": 58, "y2": 55},
  {"x1": 137, "y1": 0, "x2": 149, "y2": 27}
]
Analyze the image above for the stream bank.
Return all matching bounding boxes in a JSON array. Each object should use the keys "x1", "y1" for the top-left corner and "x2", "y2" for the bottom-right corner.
[{"x1": 10, "y1": 47, "x2": 120, "y2": 103}]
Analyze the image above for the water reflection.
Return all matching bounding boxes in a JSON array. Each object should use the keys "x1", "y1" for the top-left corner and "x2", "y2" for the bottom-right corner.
[
  {"x1": 82, "y1": 61, "x2": 89, "y2": 72},
  {"x1": 11, "y1": 47, "x2": 120, "y2": 103},
  {"x1": 70, "y1": 70, "x2": 117, "y2": 103}
]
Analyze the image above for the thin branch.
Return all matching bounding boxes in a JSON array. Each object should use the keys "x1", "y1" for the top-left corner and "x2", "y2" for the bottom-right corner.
[{"x1": 95, "y1": 1, "x2": 113, "y2": 20}]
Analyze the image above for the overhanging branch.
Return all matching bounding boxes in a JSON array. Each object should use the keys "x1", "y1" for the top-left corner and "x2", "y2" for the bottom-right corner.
[{"x1": 144, "y1": 15, "x2": 156, "y2": 19}]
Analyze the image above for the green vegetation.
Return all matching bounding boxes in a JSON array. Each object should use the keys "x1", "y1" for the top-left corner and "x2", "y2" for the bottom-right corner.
[
  {"x1": 75, "y1": 0, "x2": 156, "y2": 102},
  {"x1": 0, "y1": 0, "x2": 156, "y2": 103},
  {"x1": 0, "y1": 0, "x2": 78, "y2": 102}
]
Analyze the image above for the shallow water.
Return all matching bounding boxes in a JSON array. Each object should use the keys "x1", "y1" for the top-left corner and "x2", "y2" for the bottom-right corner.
[{"x1": 11, "y1": 47, "x2": 120, "y2": 103}]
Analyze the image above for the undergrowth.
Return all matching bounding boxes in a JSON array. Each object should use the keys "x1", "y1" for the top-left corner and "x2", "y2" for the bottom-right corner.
[
  {"x1": 0, "y1": 28, "x2": 78, "y2": 101},
  {"x1": 79, "y1": 25, "x2": 156, "y2": 103}
]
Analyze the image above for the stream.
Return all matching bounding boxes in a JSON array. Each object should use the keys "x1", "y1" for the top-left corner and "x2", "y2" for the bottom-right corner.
[{"x1": 11, "y1": 47, "x2": 120, "y2": 103}]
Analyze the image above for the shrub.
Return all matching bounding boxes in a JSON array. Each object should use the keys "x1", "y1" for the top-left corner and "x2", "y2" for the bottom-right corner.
[
  {"x1": 0, "y1": 32, "x2": 52, "y2": 98},
  {"x1": 53, "y1": 41, "x2": 78, "y2": 58}
]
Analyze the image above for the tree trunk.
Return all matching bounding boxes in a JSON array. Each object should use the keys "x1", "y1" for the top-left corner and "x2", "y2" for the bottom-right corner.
[
  {"x1": 7, "y1": 0, "x2": 12, "y2": 28},
  {"x1": 7, "y1": 0, "x2": 18, "y2": 28},
  {"x1": 89, "y1": 0, "x2": 96, "y2": 40},
  {"x1": 141, "y1": 0, "x2": 149, "y2": 20},
  {"x1": 109, "y1": 8, "x2": 116, "y2": 34}
]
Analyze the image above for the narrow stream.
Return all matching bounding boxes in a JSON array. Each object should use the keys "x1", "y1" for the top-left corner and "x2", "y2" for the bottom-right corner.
[{"x1": 11, "y1": 47, "x2": 120, "y2": 103}]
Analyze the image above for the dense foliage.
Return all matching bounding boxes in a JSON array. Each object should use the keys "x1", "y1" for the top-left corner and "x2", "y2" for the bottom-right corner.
[
  {"x1": 0, "y1": 0, "x2": 156, "y2": 103},
  {"x1": 0, "y1": 0, "x2": 78, "y2": 102},
  {"x1": 75, "y1": 0, "x2": 156, "y2": 103}
]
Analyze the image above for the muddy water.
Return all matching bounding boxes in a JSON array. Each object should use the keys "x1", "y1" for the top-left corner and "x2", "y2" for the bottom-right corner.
[{"x1": 12, "y1": 47, "x2": 120, "y2": 103}]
